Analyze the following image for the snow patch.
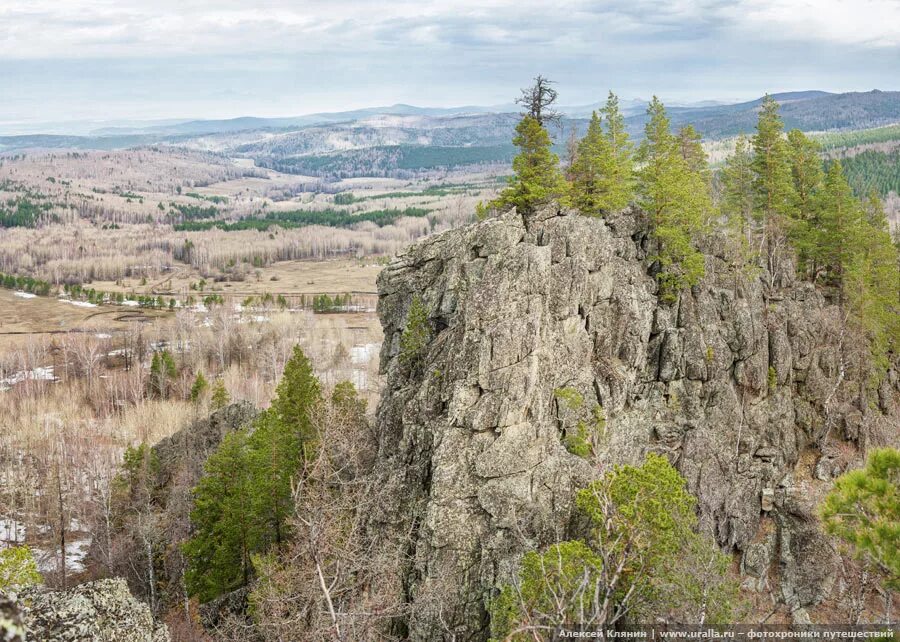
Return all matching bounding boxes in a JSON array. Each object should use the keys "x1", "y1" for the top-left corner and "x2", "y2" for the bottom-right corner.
[{"x1": 350, "y1": 343, "x2": 380, "y2": 365}]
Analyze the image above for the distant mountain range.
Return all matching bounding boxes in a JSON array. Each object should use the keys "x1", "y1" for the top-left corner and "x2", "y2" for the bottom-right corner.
[{"x1": 2, "y1": 90, "x2": 899, "y2": 178}]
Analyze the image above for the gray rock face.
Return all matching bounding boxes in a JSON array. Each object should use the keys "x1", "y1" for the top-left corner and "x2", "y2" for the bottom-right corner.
[
  {"x1": 0, "y1": 591, "x2": 25, "y2": 642},
  {"x1": 372, "y1": 205, "x2": 899, "y2": 640},
  {"x1": 16, "y1": 578, "x2": 169, "y2": 642}
]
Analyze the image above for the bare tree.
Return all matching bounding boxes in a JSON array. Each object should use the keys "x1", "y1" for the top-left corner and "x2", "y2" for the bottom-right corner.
[{"x1": 516, "y1": 75, "x2": 561, "y2": 127}]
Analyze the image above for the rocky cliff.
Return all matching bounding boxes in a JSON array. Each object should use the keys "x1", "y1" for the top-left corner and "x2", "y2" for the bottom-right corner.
[
  {"x1": 2, "y1": 578, "x2": 169, "y2": 642},
  {"x1": 372, "y1": 204, "x2": 899, "y2": 640}
]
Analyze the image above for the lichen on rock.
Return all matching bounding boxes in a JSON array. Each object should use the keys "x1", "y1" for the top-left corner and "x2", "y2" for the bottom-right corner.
[
  {"x1": 370, "y1": 204, "x2": 899, "y2": 640},
  {"x1": 16, "y1": 578, "x2": 169, "y2": 642}
]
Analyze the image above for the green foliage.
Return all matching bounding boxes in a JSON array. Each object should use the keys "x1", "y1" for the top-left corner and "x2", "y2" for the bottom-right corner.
[
  {"x1": 815, "y1": 123, "x2": 900, "y2": 150},
  {"x1": 568, "y1": 98, "x2": 634, "y2": 216},
  {"x1": 751, "y1": 95, "x2": 796, "y2": 233},
  {"x1": 636, "y1": 97, "x2": 710, "y2": 300},
  {"x1": 270, "y1": 345, "x2": 322, "y2": 459},
  {"x1": 0, "y1": 196, "x2": 57, "y2": 228},
  {"x1": 552, "y1": 386, "x2": 583, "y2": 409},
  {"x1": 489, "y1": 541, "x2": 604, "y2": 641},
  {"x1": 840, "y1": 148, "x2": 900, "y2": 200},
  {"x1": 491, "y1": 454, "x2": 739, "y2": 638},
  {"x1": 183, "y1": 428, "x2": 257, "y2": 602},
  {"x1": 185, "y1": 346, "x2": 324, "y2": 602},
  {"x1": 569, "y1": 111, "x2": 610, "y2": 216},
  {"x1": 599, "y1": 91, "x2": 635, "y2": 211},
  {"x1": 399, "y1": 295, "x2": 432, "y2": 366},
  {"x1": 488, "y1": 116, "x2": 568, "y2": 213},
  {"x1": 248, "y1": 409, "x2": 303, "y2": 548},
  {"x1": 260, "y1": 144, "x2": 517, "y2": 178},
  {"x1": 149, "y1": 350, "x2": 178, "y2": 399},
  {"x1": 844, "y1": 194, "x2": 900, "y2": 370},
  {"x1": 820, "y1": 448, "x2": 900, "y2": 589},
  {"x1": 0, "y1": 545, "x2": 42, "y2": 589},
  {"x1": 310, "y1": 292, "x2": 352, "y2": 313},
  {"x1": 815, "y1": 161, "x2": 867, "y2": 296},
  {"x1": 569, "y1": 99, "x2": 634, "y2": 216},
  {"x1": 210, "y1": 379, "x2": 230, "y2": 410},
  {"x1": 333, "y1": 192, "x2": 356, "y2": 205},
  {"x1": 168, "y1": 203, "x2": 221, "y2": 221},
  {"x1": 553, "y1": 388, "x2": 605, "y2": 458},
  {"x1": 564, "y1": 405, "x2": 606, "y2": 459},
  {"x1": 0, "y1": 271, "x2": 53, "y2": 296},
  {"x1": 173, "y1": 207, "x2": 431, "y2": 232},
  {"x1": 331, "y1": 380, "x2": 367, "y2": 416},
  {"x1": 784, "y1": 129, "x2": 826, "y2": 273},
  {"x1": 676, "y1": 125, "x2": 709, "y2": 178},
  {"x1": 190, "y1": 372, "x2": 209, "y2": 403}
]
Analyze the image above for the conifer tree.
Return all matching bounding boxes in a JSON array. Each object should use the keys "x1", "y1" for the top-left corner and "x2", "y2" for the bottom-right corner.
[
  {"x1": 637, "y1": 97, "x2": 710, "y2": 300},
  {"x1": 183, "y1": 428, "x2": 258, "y2": 602},
  {"x1": 599, "y1": 91, "x2": 635, "y2": 210},
  {"x1": 190, "y1": 372, "x2": 209, "y2": 403},
  {"x1": 844, "y1": 193, "x2": 900, "y2": 368},
  {"x1": 270, "y1": 345, "x2": 322, "y2": 459},
  {"x1": 751, "y1": 95, "x2": 796, "y2": 257},
  {"x1": 248, "y1": 409, "x2": 302, "y2": 548},
  {"x1": 786, "y1": 129, "x2": 825, "y2": 275},
  {"x1": 210, "y1": 378, "x2": 230, "y2": 410},
  {"x1": 817, "y1": 161, "x2": 865, "y2": 298},
  {"x1": 399, "y1": 295, "x2": 432, "y2": 366},
  {"x1": 487, "y1": 116, "x2": 568, "y2": 213},
  {"x1": 721, "y1": 135, "x2": 755, "y2": 250},
  {"x1": 821, "y1": 447, "x2": 899, "y2": 589},
  {"x1": 676, "y1": 125, "x2": 709, "y2": 178},
  {"x1": 569, "y1": 111, "x2": 611, "y2": 216}
]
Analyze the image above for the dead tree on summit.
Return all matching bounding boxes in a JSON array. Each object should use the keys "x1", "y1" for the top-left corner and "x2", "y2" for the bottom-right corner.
[{"x1": 517, "y1": 75, "x2": 561, "y2": 127}]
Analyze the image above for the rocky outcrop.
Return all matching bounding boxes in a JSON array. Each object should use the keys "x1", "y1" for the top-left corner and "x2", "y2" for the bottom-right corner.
[
  {"x1": 372, "y1": 204, "x2": 899, "y2": 640},
  {"x1": 152, "y1": 401, "x2": 259, "y2": 490},
  {"x1": 89, "y1": 402, "x2": 258, "y2": 612},
  {"x1": 0, "y1": 591, "x2": 25, "y2": 642},
  {"x1": 14, "y1": 578, "x2": 169, "y2": 641}
]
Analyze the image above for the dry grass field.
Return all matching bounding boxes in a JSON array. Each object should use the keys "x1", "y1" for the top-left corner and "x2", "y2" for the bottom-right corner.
[
  {"x1": 0, "y1": 289, "x2": 172, "y2": 349},
  {"x1": 87, "y1": 257, "x2": 383, "y2": 300}
]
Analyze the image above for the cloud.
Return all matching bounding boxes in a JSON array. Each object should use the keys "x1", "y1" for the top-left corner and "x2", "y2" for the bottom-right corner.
[
  {"x1": 0, "y1": 0, "x2": 896, "y2": 123},
  {"x1": 1, "y1": 0, "x2": 896, "y2": 60}
]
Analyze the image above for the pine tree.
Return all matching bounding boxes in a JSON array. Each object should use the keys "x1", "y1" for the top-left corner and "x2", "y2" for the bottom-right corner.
[
  {"x1": 149, "y1": 350, "x2": 178, "y2": 399},
  {"x1": 190, "y1": 372, "x2": 209, "y2": 403},
  {"x1": 399, "y1": 295, "x2": 432, "y2": 366},
  {"x1": 786, "y1": 129, "x2": 825, "y2": 276},
  {"x1": 599, "y1": 91, "x2": 635, "y2": 210},
  {"x1": 183, "y1": 428, "x2": 258, "y2": 602},
  {"x1": 247, "y1": 409, "x2": 302, "y2": 548},
  {"x1": 721, "y1": 135, "x2": 755, "y2": 252},
  {"x1": 676, "y1": 125, "x2": 709, "y2": 178},
  {"x1": 844, "y1": 193, "x2": 900, "y2": 369},
  {"x1": 817, "y1": 161, "x2": 865, "y2": 298},
  {"x1": 820, "y1": 448, "x2": 899, "y2": 589},
  {"x1": 270, "y1": 345, "x2": 322, "y2": 459},
  {"x1": 569, "y1": 111, "x2": 611, "y2": 216},
  {"x1": 636, "y1": 97, "x2": 710, "y2": 300},
  {"x1": 487, "y1": 116, "x2": 568, "y2": 213},
  {"x1": 751, "y1": 95, "x2": 796, "y2": 260},
  {"x1": 210, "y1": 378, "x2": 230, "y2": 410}
]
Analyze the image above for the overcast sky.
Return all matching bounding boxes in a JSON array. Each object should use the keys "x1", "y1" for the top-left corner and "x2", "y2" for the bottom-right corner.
[{"x1": 1, "y1": 0, "x2": 898, "y2": 129}]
